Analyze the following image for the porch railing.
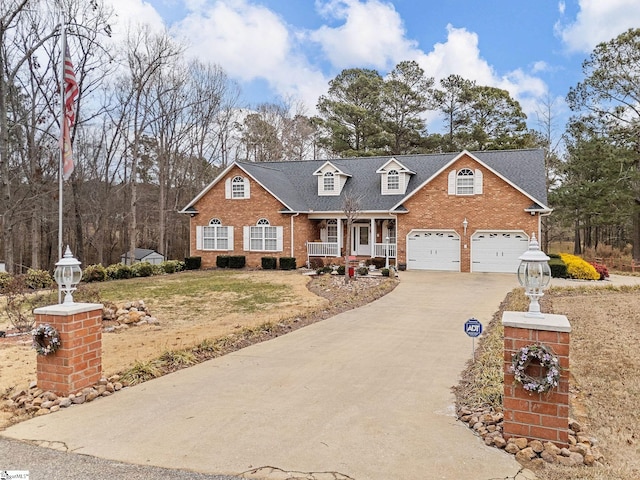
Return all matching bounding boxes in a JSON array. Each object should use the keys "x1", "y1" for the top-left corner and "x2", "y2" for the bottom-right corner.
[
  {"x1": 307, "y1": 242, "x2": 340, "y2": 257},
  {"x1": 373, "y1": 243, "x2": 397, "y2": 258}
]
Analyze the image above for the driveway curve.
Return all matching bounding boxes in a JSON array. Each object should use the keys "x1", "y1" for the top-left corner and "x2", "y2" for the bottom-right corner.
[{"x1": 2, "y1": 272, "x2": 528, "y2": 480}]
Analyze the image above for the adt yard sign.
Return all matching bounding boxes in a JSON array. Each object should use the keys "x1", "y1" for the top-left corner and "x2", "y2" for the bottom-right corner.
[{"x1": 464, "y1": 318, "x2": 483, "y2": 337}]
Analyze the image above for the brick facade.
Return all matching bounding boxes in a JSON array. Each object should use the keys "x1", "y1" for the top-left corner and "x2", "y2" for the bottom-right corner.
[
  {"x1": 188, "y1": 154, "x2": 542, "y2": 270},
  {"x1": 33, "y1": 303, "x2": 103, "y2": 396},
  {"x1": 502, "y1": 312, "x2": 571, "y2": 447}
]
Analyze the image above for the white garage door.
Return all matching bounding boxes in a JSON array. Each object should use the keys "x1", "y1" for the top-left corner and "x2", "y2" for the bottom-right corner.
[
  {"x1": 471, "y1": 231, "x2": 529, "y2": 273},
  {"x1": 407, "y1": 231, "x2": 460, "y2": 271}
]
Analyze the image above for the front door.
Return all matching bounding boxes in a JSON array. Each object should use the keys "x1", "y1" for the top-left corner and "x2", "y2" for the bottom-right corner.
[{"x1": 352, "y1": 225, "x2": 371, "y2": 256}]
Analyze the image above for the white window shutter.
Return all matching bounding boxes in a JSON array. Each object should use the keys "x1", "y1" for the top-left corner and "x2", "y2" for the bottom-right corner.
[
  {"x1": 196, "y1": 226, "x2": 203, "y2": 250},
  {"x1": 276, "y1": 226, "x2": 283, "y2": 251},
  {"x1": 474, "y1": 169, "x2": 483, "y2": 194},
  {"x1": 225, "y1": 178, "x2": 231, "y2": 199},
  {"x1": 245, "y1": 178, "x2": 250, "y2": 198},
  {"x1": 243, "y1": 226, "x2": 250, "y2": 251},
  {"x1": 228, "y1": 227, "x2": 234, "y2": 250},
  {"x1": 448, "y1": 170, "x2": 456, "y2": 195}
]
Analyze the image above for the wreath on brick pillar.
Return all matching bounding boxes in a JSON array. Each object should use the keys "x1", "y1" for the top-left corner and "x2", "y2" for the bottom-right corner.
[
  {"x1": 510, "y1": 344, "x2": 560, "y2": 393},
  {"x1": 31, "y1": 323, "x2": 61, "y2": 356}
]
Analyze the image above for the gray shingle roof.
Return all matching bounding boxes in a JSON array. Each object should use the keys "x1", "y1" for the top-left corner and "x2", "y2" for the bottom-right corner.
[{"x1": 237, "y1": 149, "x2": 548, "y2": 213}]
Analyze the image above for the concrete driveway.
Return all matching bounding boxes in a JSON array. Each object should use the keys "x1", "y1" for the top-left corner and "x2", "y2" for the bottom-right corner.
[{"x1": 2, "y1": 272, "x2": 530, "y2": 480}]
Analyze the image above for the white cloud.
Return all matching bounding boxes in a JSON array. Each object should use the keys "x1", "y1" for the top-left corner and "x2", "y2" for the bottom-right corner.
[
  {"x1": 311, "y1": 0, "x2": 417, "y2": 70},
  {"x1": 108, "y1": 0, "x2": 166, "y2": 34},
  {"x1": 558, "y1": 1, "x2": 565, "y2": 15},
  {"x1": 556, "y1": 0, "x2": 640, "y2": 53}
]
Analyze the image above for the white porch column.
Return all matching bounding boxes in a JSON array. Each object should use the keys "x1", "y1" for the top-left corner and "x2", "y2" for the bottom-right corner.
[
  {"x1": 370, "y1": 218, "x2": 375, "y2": 256},
  {"x1": 337, "y1": 218, "x2": 343, "y2": 257}
]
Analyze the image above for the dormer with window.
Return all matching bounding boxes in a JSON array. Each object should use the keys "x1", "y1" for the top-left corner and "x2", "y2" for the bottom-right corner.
[
  {"x1": 448, "y1": 168, "x2": 483, "y2": 196},
  {"x1": 376, "y1": 158, "x2": 414, "y2": 195},
  {"x1": 225, "y1": 175, "x2": 251, "y2": 199},
  {"x1": 313, "y1": 162, "x2": 351, "y2": 196}
]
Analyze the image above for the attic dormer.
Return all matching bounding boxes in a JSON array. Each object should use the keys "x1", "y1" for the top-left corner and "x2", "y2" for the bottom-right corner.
[
  {"x1": 376, "y1": 158, "x2": 415, "y2": 195},
  {"x1": 313, "y1": 162, "x2": 351, "y2": 196}
]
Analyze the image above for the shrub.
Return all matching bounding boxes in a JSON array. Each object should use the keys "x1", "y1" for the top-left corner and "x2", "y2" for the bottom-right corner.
[
  {"x1": 131, "y1": 262, "x2": 154, "y2": 277},
  {"x1": 279, "y1": 257, "x2": 297, "y2": 270},
  {"x1": 548, "y1": 258, "x2": 568, "y2": 278},
  {"x1": 559, "y1": 253, "x2": 600, "y2": 280},
  {"x1": 356, "y1": 266, "x2": 368, "y2": 276},
  {"x1": 366, "y1": 258, "x2": 386, "y2": 269},
  {"x1": 184, "y1": 256, "x2": 202, "y2": 270},
  {"x1": 261, "y1": 257, "x2": 277, "y2": 270},
  {"x1": 228, "y1": 256, "x2": 246, "y2": 269},
  {"x1": 107, "y1": 263, "x2": 133, "y2": 280},
  {"x1": 316, "y1": 265, "x2": 333, "y2": 275},
  {"x1": 83, "y1": 264, "x2": 107, "y2": 283},
  {"x1": 160, "y1": 260, "x2": 184, "y2": 274},
  {"x1": 590, "y1": 262, "x2": 609, "y2": 280},
  {"x1": 308, "y1": 257, "x2": 324, "y2": 270},
  {"x1": 337, "y1": 265, "x2": 345, "y2": 275},
  {"x1": 216, "y1": 255, "x2": 230, "y2": 268},
  {"x1": 0, "y1": 271, "x2": 13, "y2": 293},
  {"x1": 381, "y1": 268, "x2": 390, "y2": 277},
  {"x1": 24, "y1": 268, "x2": 54, "y2": 289}
]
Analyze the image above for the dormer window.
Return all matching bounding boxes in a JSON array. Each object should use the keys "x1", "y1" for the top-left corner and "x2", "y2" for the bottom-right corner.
[
  {"x1": 225, "y1": 175, "x2": 251, "y2": 199},
  {"x1": 323, "y1": 172, "x2": 335, "y2": 192},
  {"x1": 448, "y1": 168, "x2": 483, "y2": 196},
  {"x1": 387, "y1": 169, "x2": 399, "y2": 191}
]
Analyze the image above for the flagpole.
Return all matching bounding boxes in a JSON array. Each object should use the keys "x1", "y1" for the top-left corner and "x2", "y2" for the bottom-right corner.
[{"x1": 58, "y1": 25, "x2": 66, "y2": 303}]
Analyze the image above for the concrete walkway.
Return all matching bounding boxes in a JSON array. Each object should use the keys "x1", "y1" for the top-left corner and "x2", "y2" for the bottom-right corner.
[{"x1": 2, "y1": 272, "x2": 531, "y2": 480}]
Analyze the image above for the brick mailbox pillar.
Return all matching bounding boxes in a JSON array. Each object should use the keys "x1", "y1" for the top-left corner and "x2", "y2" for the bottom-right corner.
[
  {"x1": 502, "y1": 311, "x2": 571, "y2": 447},
  {"x1": 33, "y1": 303, "x2": 103, "y2": 396}
]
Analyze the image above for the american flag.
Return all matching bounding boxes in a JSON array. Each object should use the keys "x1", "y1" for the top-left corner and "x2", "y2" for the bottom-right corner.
[{"x1": 61, "y1": 44, "x2": 78, "y2": 181}]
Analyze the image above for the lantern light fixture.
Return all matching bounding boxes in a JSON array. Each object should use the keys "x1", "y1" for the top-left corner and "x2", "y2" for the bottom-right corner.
[
  {"x1": 517, "y1": 234, "x2": 551, "y2": 318},
  {"x1": 54, "y1": 246, "x2": 83, "y2": 305}
]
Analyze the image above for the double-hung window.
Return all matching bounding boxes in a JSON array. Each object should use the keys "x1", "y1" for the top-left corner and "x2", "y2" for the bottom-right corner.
[
  {"x1": 327, "y1": 219, "x2": 338, "y2": 244},
  {"x1": 387, "y1": 169, "x2": 399, "y2": 191},
  {"x1": 323, "y1": 172, "x2": 335, "y2": 192},
  {"x1": 456, "y1": 168, "x2": 475, "y2": 195},
  {"x1": 197, "y1": 219, "x2": 233, "y2": 251},
  {"x1": 244, "y1": 218, "x2": 282, "y2": 252}
]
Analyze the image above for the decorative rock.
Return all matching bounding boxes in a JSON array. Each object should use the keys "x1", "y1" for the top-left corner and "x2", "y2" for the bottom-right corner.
[
  {"x1": 493, "y1": 436, "x2": 507, "y2": 448},
  {"x1": 85, "y1": 390, "x2": 99, "y2": 402},
  {"x1": 569, "y1": 452, "x2": 585, "y2": 464},
  {"x1": 557, "y1": 455, "x2": 577, "y2": 467},
  {"x1": 114, "y1": 382, "x2": 123, "y2": 391},
  {"x1": 50, "y1": 405, "x2": 60, "y2": 413},
  {"x1": 513, "y1": 437, "x2": 529, "y2": 450},
  {"x1": 35, "y1": 408, "x2": 50, "y2": 416},
  {"x1": 541, "y1": 450, "x2": 557, "y2": 463},
  {"x1": 515, "y1": 447, "x2": 536, "y2": 462},
  {"x1": 529, "y1": 440, "x2": 544, "y2": 453},
  {"x1": 505, "y1": 442, "x2": 521, "y2": 454},
  {"x1": 40, "y1": 400, "x2": 54, "y2": 409},
  {"x1": 58, "y1": 397, "x2": 72, "y2": 408},
  {"x1": 583, "y1": 454, "x2": 596, "y2": 466},
  {"x1": 72, "y1": 395, "x2": 86, "y2": 405},
  {"x1": 569, "y1": 419, "x2": 582, "y2": 432}
]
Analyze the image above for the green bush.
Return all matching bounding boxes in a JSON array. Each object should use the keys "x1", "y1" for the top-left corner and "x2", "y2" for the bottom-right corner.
[
  {"x1": 160, "y1": 260, "x2": 184, "y2": 274},
  {"x1": 366, "y1": 258, "x2": 386, "y2": 269},
  {"x1": 83, "y1": 264, "x2": 107, "y2": 282},
  {"x1": 184, "y1": 256, "x2": 202, "y2": 270},
  {"x1": 216, "y1": 255, "x2": 230, "y2": 268},
  {"x1": 0, "y1": 271, "x2": 13, "y2": 293},
  {"x1": 548, "y1": 258, "x2": 568, "y2": 278},
  {"x1": 131, "y1": 262, "x2": 154, "y2": 277},
  {"x1": 228, "y1": 256, "x2": 246, "y2": 269},
  {"x1": 279, "y1": 257, "x2": 296, "y2": 270},
  {"x1": 261, "y1": 257, "x2": 277, "y2": 270},
  {"x1": 356, "y1": 266, "x2": 369, "y2": 276},
  {"x1": 337, "y1": 265, "x2": 345, "y2": 275},
  {"x1": 24, "y1": 268, "x2": 54, "y2": 289},
  {"x1": 107, "y1": 263, "x2": 133, "y2": 280},
  {"x1": 381, "y1": 268, "x2": 390, "y2": 277}
]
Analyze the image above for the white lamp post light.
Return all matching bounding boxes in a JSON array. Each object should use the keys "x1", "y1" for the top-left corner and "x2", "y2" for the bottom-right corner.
[
  {"x1": 517, "y1": 234, "x2": 551, "y2": 318},
  {"x1": 385, "y1": 236, "x2": 390, "y2": 269},
  {"x1": 54, "y1": 246, "x2": 83, "y2": 305}
]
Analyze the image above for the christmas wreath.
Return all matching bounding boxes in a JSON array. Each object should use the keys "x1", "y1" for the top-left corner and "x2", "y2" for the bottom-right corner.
[
  {"x1": 32, "y1": 324, "x2": 61, "y2": 356},
  {"x1": 510, "y1": 344, "x2": 560, "y2": 393}
]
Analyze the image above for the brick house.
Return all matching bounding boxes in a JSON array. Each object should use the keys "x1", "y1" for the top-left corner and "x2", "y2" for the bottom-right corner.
[{"x1": 179, "y1": 149, "x2": 550, "y2": 273}]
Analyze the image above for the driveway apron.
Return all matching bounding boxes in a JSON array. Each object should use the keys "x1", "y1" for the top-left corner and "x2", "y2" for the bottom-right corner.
[{"x1": 2, "y1": 271, "x2": 525, "y2": 480}]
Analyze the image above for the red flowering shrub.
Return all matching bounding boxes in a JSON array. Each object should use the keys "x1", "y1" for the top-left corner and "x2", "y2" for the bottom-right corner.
[{"x1": 590, "y1": 262, "x2": 609, "y2": 280}]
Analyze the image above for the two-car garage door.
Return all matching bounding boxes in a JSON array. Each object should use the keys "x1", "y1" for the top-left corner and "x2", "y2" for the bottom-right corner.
[{"x1": 406, "y1": 230, "x2": 529, "y2": 273}]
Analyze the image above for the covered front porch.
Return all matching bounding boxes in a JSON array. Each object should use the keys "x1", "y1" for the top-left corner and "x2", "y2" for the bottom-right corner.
[{"x1": 306, "y1": 216, "x2": 397, "y2": 263}]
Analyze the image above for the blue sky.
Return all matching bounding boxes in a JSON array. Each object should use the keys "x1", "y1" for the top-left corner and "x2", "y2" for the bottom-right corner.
[{"x1": 108, "y1": 0, "x2": 640, "y2": 132}]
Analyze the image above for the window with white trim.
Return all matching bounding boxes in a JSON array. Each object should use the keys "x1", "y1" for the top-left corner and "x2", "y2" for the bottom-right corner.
[
  {"x1": 456, "y1": 168, "x2": 475, "y2": 195},
  {"x1": 197, "y1": 219, "x2": 233, "y2": 251},
  {"x1": 327, "y1": 219, "x2": 338, "y2": 243},
  {"x1": 251, "y1": 218, "x2": 278, "y2": 251},
  {"x1": 323, "y1": 172, "x2": 335, "y2": 192},
  {"x1": 232, "y1": 176, "x2": 246, "y2": 198},
  {"x1": 387, "y1": 169, "x2": 399, "y2": 191}
]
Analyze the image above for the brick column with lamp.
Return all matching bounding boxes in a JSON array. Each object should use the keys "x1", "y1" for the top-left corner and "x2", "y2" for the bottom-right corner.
[
  {"x1": 502, "y1": 235, "x2": 571, "y2": 447},
  {"x1": 32, "y1": 247, "x2": 103, "y2": 396}
]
